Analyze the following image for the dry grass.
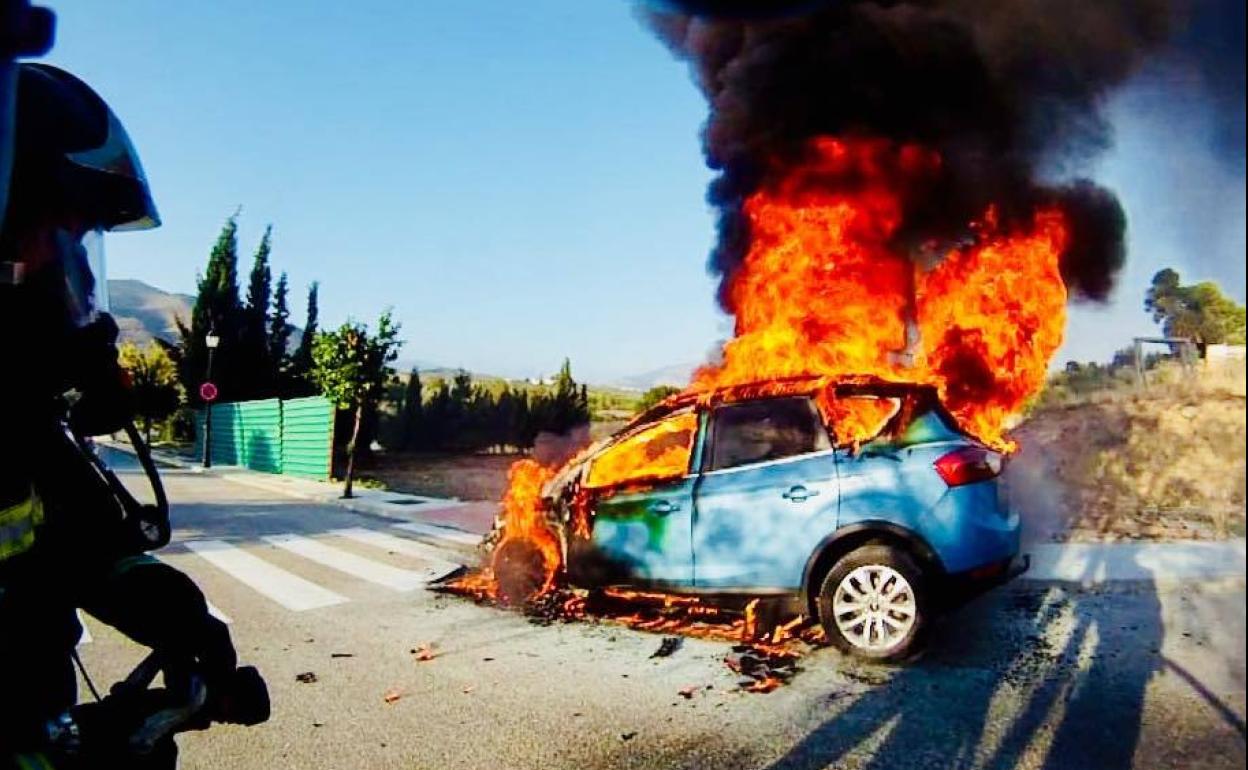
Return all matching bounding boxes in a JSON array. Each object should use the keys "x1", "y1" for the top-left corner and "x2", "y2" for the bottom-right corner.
[
  {"x1": 361, "y1": 452, "x2": 518, "y2": 501},
  {"x1": 1012, "y1": 374, "x2": 1246, "y2": 542}
]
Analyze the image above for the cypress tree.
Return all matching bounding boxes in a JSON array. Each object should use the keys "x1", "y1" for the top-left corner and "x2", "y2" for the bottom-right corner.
[
  {"x1": 242, "y1": 225, "x2": 273, "y2": 397},
  {"x1": 400, "y1": 368, "x2": 423, "y2": 450},
  {"x1": 268, "y1": 271, "x2": 292, "y2": 375},
  {"x1": 288, "y1": 281, "x2": 320, "y2": 394},
  {"x1": 179, "y1": 213, "x2": 242, "y2": 403}
]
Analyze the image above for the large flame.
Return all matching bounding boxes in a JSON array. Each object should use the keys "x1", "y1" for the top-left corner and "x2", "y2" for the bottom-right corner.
[
  {"x1": 694, "y1": 137, "x2": 1068, "y2": 448},
  {"x1": 452, "y1": 459, "x2": 559, "y2": 605}
]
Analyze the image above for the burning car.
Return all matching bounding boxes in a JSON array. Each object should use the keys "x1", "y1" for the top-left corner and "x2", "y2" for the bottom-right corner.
[{"x1": 490, "y1": 375, "x2": 1026, "y2": 661}]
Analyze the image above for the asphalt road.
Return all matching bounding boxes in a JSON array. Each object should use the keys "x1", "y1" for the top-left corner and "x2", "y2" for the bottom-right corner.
[{"x1": 75, "y1": 453, "x2": 1247, "y2": 770}]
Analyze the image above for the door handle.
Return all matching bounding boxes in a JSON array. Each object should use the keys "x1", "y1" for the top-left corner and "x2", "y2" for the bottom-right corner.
[
  {"x1": 783, "y1": 485, "x2": 820, "y2": 503},
  {"x1": 650, "y1": 500, "x2": 680, "y2": 515}
]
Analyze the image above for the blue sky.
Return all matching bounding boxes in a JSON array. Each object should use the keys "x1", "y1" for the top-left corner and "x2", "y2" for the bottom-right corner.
[{"x1": 48, "y1": 1, "x2": 1245, "y2": 383}]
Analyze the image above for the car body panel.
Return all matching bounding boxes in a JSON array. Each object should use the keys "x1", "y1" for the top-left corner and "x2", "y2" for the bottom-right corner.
[
  {"x1": 561, "y1": 378, "x2": 1021, "y2": 600},
  {"x1": 692, "y1": 450, "x2": 839, "y2": 588}
]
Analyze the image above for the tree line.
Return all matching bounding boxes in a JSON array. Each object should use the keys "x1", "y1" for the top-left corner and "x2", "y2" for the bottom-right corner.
[
  {"x1": 387, "y1": 359, "x2": 591, "y2": 453},
  {"x1": 173, "y1": 213, "x2": 321, "y2": 405}
]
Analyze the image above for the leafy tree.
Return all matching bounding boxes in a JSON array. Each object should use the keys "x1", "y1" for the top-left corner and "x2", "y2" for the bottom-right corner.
[
  {"x1": 178, "y1": 213, "x2": 243, "y2": 404},
  {"x1": 1145, "y1": 269, "x2": 1247, "y2": 345},
  {"x1": 636, "y1": 385, "x2": 681, "y2": 413},
  {"x1": 119, "y1": 341, "x2": 183, "y2": 444},
  {"x1": 268, "y1": 271, "x2": 292, "y2": 375},
  {"x1": 312, "y1": 310, "x2": 402, "y2": 498}
]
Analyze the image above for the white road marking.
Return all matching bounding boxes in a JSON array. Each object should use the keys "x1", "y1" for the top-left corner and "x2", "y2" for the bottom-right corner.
[
  {"x1": 206, "y1": 602, "x2": 233, "y2": 624},
  {"x1": 262, "y1": 534, "x2": 432, "y2": 591},
  {"x1": 329, "y1": 528, "x2": 463, "y2": 581},
  {"x1": 148, "y1": 554, "x2": 235, "y2": 623},
  {"x1": 77, "y1": 610, "x2": 92, "y2": 645},
  {"x1": 392, "y1": 521, "x2": 482, "y2": 546},
  {"x1": 184, "y1": 539, "x2": 347, "y2": 611}
]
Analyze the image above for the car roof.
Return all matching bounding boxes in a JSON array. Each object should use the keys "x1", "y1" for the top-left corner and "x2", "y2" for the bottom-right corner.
[{"x1": 626, "y1": 374, "x2": 938, "y2": 431}]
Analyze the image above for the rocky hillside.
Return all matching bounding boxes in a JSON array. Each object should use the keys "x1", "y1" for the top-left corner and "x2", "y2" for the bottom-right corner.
[{"x1": 107, "y1": 279, "x2": 193, "y2": 345}]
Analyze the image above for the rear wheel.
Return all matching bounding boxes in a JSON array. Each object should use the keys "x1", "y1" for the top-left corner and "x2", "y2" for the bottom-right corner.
[{"x1": 817, "y1": 544, "x2": 927, "y2": 662}]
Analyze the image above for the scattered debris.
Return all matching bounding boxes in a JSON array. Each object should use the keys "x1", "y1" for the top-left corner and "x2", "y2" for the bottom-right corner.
[
  {"x1": 295, "y1": 672, "x2": 318, "y2": 684},
  {"x1": 383, "y1": 688, "x2": 404, "y2": 704},
  {"x1": 441, "y1": 576, "x2": 827, "y2": 692},
  {"x1": 462, "y1": 685, "x2": 475, "y2": 694},
  {"x1": 650, "y1": 637, "x2": 684, "y2": 659},
  {"x1": 725, "y1": 645, "x2": 800, "y2": 693},
  {"x1": 677, "y1": 686, "x2": 698, "y2": 699},
  {"x1": 411, "y1": 643, "x2": 437, "y2": 662}
]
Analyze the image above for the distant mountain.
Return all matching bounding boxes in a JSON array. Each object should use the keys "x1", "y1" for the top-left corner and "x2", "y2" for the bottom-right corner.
[
  {"x1": 107, "y1": 279, "x2": 305, "y2": 350},
  {"x1": 610, "y1": 362, "x2": 697, "y2": 392},
  {"x1": 107, "y1": 279, "x2": 194, "y2": 345}
]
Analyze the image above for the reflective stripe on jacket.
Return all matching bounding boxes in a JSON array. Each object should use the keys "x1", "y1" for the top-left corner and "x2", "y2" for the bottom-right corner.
[
  {"x1": 12, "y1": 752, "x2": 57, "y2": 770},
  {"x1": 0, "y1": 492, "x2": 43, "y2": 563}
]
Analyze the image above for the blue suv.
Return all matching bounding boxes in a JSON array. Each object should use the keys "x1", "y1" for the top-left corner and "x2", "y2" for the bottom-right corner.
[{"x1": 540, "y1": 376, "x2": 1027, "y2": 661}]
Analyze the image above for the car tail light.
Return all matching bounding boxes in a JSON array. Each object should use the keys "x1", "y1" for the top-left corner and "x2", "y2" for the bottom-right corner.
[{"x1": 934, "y1": 446, "x2": 1003, "y2": 487}]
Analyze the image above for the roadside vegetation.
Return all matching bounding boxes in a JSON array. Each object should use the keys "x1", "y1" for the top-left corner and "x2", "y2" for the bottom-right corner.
[{"x1": 1011, "y1": 271, "x2": 1246, "y2": 542}]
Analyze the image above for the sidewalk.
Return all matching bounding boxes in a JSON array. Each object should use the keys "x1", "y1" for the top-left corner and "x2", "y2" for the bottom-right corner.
[
  {"x1": 104, "y1": 441, "x2": 494, "y2": 549},
  {"x1": 1024, "y1": 539, "x2": 1246, "y2": 586}
]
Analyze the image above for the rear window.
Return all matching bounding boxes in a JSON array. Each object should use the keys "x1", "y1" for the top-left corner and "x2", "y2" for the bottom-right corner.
[
  {"x1": 585, "y1": 410, "x2": 698, "y2": 488},
  {"x1": 892, "y1": 406, "x2": 961, "y2": 446},
  {"x1": 708, "y1": 397, "x2": 831, "y2": 471},
  {"x1": 823, "y1": 396, "x2": 902, "y2": 448}
]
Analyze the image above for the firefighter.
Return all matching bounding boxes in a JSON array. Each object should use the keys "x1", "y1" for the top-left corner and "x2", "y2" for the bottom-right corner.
[{"x1": 1, "y1": 63, "x2": 262, "y2": 766}]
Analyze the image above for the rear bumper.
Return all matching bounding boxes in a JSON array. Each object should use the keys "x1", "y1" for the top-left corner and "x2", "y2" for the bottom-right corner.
[{"x1": 938, "y1": 552, "x2": 1029, "y2": 609}]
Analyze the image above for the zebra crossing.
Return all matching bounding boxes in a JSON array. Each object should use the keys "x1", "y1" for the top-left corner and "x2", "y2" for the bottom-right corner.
[{"x1": 78, "y1": 524, "x2": 471, "y2": 644}]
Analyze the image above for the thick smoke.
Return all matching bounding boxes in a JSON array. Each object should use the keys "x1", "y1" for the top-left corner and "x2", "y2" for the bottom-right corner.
[{"x1": 645, "y1": 0, "x2": 1179, "y2": 304}]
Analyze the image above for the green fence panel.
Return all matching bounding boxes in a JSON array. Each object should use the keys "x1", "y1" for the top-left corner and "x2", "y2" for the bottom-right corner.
[
  {"x1": 237, "y1": 399, "x2": 282, "y2": 473},
  {"x1": 194, "y1": 402, "x2": 243, "y2": 467},
  {"x1": 280, "y1": 396, "x2": 335, "y2": 480},
  {"x1": 195, "y1": 396, "x2": 332, "y2": 479}
]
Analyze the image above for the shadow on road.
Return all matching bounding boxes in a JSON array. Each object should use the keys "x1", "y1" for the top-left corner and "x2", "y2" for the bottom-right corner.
[{"x1": 768, "y1": 551, "x2": 1164, "y2": 770}]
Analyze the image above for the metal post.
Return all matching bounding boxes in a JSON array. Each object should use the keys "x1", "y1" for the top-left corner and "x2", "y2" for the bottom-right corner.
[
  {"x1": 202, "y1": 345, "x2": 215, "y2": 468},
  {"x1": 202, "y1": 330, "x2": 219, "y2": 467}
]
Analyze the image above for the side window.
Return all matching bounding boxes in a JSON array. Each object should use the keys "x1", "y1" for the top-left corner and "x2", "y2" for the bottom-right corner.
[
  {"x1": 823, "y1": 396, "x2": 902, "y2": 448},
  {"x1": 708, "y1": 397, "x2": 830, "y2": 472},
  {"x1": 585, "y1": 410, "x2": 698, "y2": 489}
]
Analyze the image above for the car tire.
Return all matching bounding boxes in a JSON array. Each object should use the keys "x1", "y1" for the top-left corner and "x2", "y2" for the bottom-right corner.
[{"x1": 816, "y1": 544, "x2": 928, "y2": 662}]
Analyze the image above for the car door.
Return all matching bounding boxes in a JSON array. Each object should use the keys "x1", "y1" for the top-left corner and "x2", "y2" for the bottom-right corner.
[
  {"x1": 692, "y1": 397, "x2": 838, "y2": 589},
  {"x1": 582, "y1": 410, "x2": 700, "y2": 587}
]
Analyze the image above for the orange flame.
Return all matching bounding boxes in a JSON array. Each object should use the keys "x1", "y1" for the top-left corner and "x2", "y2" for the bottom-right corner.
[
  {"x1": 693, "y1": 137, "x2": 1067, "y2": 448},
  {"x1": 584, "y1": 410, "x2": 698, "y2": 489},
  {"x1": 451, "y1": 459, "x2": 559, "y2": 604}
]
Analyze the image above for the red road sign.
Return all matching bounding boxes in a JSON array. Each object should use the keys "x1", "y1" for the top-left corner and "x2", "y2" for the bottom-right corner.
[{"x1": 199, "y1": 381, "x2": 219, "y2": 402}]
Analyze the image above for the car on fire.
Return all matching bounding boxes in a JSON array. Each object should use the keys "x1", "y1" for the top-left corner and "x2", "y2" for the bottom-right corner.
[{"x1": 532, "y1": 375, "x2": 1027, "y2": 661}]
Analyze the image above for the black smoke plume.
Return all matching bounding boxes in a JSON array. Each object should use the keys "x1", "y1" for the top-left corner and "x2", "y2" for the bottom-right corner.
[{"x1": 644, "y1": 0, "x2": 1178, "y2": 304}]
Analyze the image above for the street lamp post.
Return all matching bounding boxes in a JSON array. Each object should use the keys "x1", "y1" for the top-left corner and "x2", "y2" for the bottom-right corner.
[{"x1": 202, "y1": 330, "x2": 220, "y2": 468}]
